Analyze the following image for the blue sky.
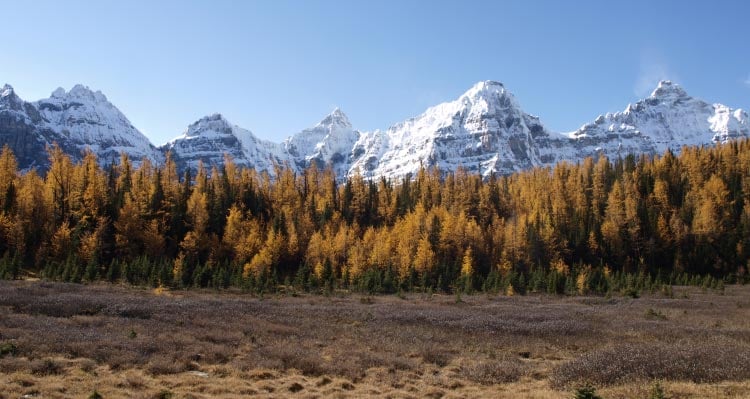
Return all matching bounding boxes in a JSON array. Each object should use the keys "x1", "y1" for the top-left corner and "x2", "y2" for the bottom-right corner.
[{"x1": 2, "y1": 0, "x2": 748, "y2": 144}]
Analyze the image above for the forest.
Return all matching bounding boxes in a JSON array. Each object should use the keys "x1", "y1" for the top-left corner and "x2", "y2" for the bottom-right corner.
[{"x1": 0, "y1": 140, "x2": 747, "y2": 295}]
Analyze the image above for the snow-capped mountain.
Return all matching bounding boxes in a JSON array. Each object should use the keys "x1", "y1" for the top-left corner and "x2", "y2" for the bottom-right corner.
[
  {"x1": 349, "y1": 81, "x2": 562, "y2": 179},
  {"x1": 284, "y1": 108, "x2": 360, "y2": 176},
  {"x1": 36, "y1": 85, "x2": 163, "y2": 165},
  {"x1": 0, "y1": 84, "x2": 52, "y2": 170},
  {"x1": 0, "y1": 84, "x2": 162, "y2": 170},
  {"x1": 1, "y1": 84, "x2": 30, "y2": 115},
  {"x1": 348, "y1": 80, "x2": 748, "y2": 180},
  {"x1": 565, "y1": 80, "x2": 749, "y2": 161},
  {"x1": 160, "y1": 82, "x2": 567, "y2": 179},
  {"x1": 1, "y1": 80, "x2": 747, "y2": 180},
  {"x1": 161, "y1": 113, "x2": 291, "y2": 175}
]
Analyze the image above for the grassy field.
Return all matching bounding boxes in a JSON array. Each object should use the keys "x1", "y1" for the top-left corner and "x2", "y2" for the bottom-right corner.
[{"x1": 0, "y1": 281, "x2": 749, "y2": 398}]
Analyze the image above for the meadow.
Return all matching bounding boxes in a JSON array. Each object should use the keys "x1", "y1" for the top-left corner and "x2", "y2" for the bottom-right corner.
[{"x1": 0, "y1": 281, "x2": 749, "y2": 398}]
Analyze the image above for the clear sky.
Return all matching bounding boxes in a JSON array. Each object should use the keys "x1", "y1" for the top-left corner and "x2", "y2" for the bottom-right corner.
[{"x1": 2, "y1": 0, "x2": 748, "y2": 145}]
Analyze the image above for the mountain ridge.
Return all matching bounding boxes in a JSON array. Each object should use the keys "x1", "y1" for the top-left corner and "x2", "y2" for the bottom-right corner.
[
  {"x1": 0, "y1": 83, "x2": 162, "y2": 171},
  {"x1": 1, "y1": 80, "x2": 747, "y2": 179}
]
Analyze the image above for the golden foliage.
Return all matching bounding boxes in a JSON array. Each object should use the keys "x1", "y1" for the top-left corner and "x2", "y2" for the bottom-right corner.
[
  {"x1": 460, "y1": 247, "x2": 474, "y2": 277},
  {"x1": 3, "y1": 138, "x2": 750, "y2": 285}
]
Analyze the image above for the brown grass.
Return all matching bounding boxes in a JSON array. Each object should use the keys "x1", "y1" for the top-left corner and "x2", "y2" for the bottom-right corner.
[{"x1": 0, "y1": 281, "x2": 749, "y2": 398}]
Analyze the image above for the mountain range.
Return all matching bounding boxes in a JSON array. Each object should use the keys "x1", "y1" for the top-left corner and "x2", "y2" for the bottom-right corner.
[{"x1": 0, "y1": 80, "x2": 747, "y2": 180}]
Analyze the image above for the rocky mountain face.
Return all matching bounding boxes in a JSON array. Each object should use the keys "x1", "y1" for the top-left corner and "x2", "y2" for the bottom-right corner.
[
  {"x1": 283, "y1": 108, "x2": 360, "y2": 177},
  {"x1": 161, "y1": 113, "x2": 290, "y2": 176},
  {"x1": 564, "y1": 81, "x2": 750, "y2": 162},
  {"x1": 0, "y1": 84, "x2": 162, "y2": 171},
  {"x1": 36, "y1": 85, "x2": 163, "y2": 166},
  {"x1": 0, "y1": 80, "x2": 747, "y2": 180},
  {"x1": 165, "y1": 80, "x2": 747, "y2": 181},
  {"x1": 0, "y1": 85, "x2": 52, "y2": 170},
  {"x1": 349, "y1": 81, "x2": 562, "y2": 178}
]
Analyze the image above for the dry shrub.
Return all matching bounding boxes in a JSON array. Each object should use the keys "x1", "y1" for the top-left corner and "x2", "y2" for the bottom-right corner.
[
  {"x1": 377, "y1": 302, "x2": 592, "y2": 339},
  {"x1": 30, "y1": 358, "x2": 63, "y2": 376},
  {"x1": 153, "y1": 390, "x2": 175, "y2": 399},
  {"x1": 0, "y1": 341, "x2": 18, "y2": 356},
  {"x1": 91, "y1": 348, "x2": 136, "y2": 370},
  {"x1": 229, "y1": 355, "x2": 274, "y2": 373},
  {"x1": 421, "y1": 349, "x2": 452, "y2": 367},
  {"x1": 357, "y1": 351, "x2": 414, "y2": 372},
  {"x1": 187, "y1": 342, "x2": 233, "y2": 364},
  {"x1": 0, "y1": 356, "x2": 28, "y2": 373},
  {"x1": 0, "y1": 285, "x2": 108, "y2": 318},
  {"x1": 552, "y1": 342, "x2": 750, "y2": 387},
  {"x1": 78, "y1": 358, "x2": 97, "y2": 373},
  {"x1": 197, "y1": 330, "x2": 244, "y2": 348},
  {"x1": 114, "y1": 305, "x2": 153, "y2": 320},
  {"x1": 262, "y1": 344, "x2": 330, "y2": 376},
  {"x1": 12, "y1": 298, "x2": 104, "y2": 318},
  {"x1": 459, "y1": 359, "x2": 527, "y2": 384},
  {"x1": 288, "y1": 382, "x2": 304, "y2": 393},
  {"x1": 212, "y1": 365, "x2": 232, "y2": 378},
  {"x1": 116, "y1": 372, "x2": 147, "y2": 389},
  {"x1": 147, "y1": 357, "x2": 187, "y2": 375}
]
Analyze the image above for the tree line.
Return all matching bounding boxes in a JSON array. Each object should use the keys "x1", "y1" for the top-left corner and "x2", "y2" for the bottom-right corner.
[{"x1": 0, "y1": 140, "x2": 747, "y2": 294}]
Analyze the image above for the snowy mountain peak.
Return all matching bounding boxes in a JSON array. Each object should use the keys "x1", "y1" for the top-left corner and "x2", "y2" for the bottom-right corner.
[
  {"x1": 456, "y1": 80, "x2": 525, "y2": 117},
  {"x1": 650, "y1": 80, "x2": 688, "y2": 100},
  {"x1": 471, "y1": 80, "x2": 505, "y2": 89},
  {"x1": 174, "y1": 114, "x2": 245, "y2": 145},
  {"x1": 0, "y1": 83, "x2": 29, "y2": 115},
  {"x1": 350, "y1": 80, "x2": 556, "y2": 179},
  {"x1": 317, "y1": 107, "x2": 352, "y2": 129},
  {"x1": 51, "y1": 87, "x2": 66, "y2": 98},
  {"x1": 204, "y1": 112, "x2": 226, "y2": 121},
  {"x1": 62, "y1": 84, "x2": 109, "y2": 103},
  {"x1": 567, "y1": 80, "x2": 749, "y2": 162},
  {"x1": 165, "y1": 113, "x2": 291, "y2": 175},
  {"x1": 461, "y1": 80, "x2": 507, "y2": 100},
  {"x1": 1, "y1": 84, "x2": 15, "y2": 97},
  {"x1": 0, "y1": 84, "x2": 23, "y2": 110},
  {"x1": 281, "y1": 107, "x2": 360, "y2": 176},
  {"x1": 186, "y1": 113, "x2": 232, "y2": 134},
  {"x1": 3, "y1": 79, "x2": 747, "y2": 181},
  {"x1": 33, "y1": 85, "x2": 162, "y2": 165},
  {"x1": 45, "y1": 84, "x2": 111, "y2": 105}
]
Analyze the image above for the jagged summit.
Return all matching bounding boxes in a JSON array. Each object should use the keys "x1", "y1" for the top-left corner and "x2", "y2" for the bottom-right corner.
[
  {"x1": 567, "y1": 80, "x2": 749, "y2": 162},
  {"x1": 464, "y1": 80, "x2": 505, "y2": 93},
  {"x1": 1, "y1": 80, "x2": 748, "y2": 180},
  {"x1": 0, "y1": 83, "x2": 162, "y2": 170},
  {"x1": 318, "y1": 107, "x2": 352, "y2": 128},
  {"x1": 176, "y1": 113, "x2": 245, "y2": 143},
  {"x1": 650, "y1": 80, "x2": 689, "y2": 100},
  {"x1": 51, "y1": 87, "x2": 66, "y2": 98},
  {"x1": 0, "y1": 84, "x2": 24, "y2": 111},
  {"x1": 164, "y1": 112, "x2": 291, "y2": 175},
  {"x1": 35, "y1": 84, "x2": 162, "y2": 164},
  {"x1": 347, "y1": 80, "x2": 556, "y2": 179},
  {"x1": 281, "y1": 107, "x2": 360, "y2": 176},
  {"x1": 455, "y1": 80, "x2": 528, "y2": 122},
  {"x1": 1, "y1": 84, "x2": 14, "y2": 97},
  {"x1": 459, "y1": 81, "x2": 514, "y2": 105},
  {"x1": 196, "y1": 112, "x2": 227, "y2": 122},
  {"x1": 0, "y1": 84, "x2": 24, "y2": 106},
  {"x1": 49, "y1": 84, "x2": 110, "y2": 103},
  {"x1": 183, "y1": 113, "x2": 232, "y2": 136}
]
